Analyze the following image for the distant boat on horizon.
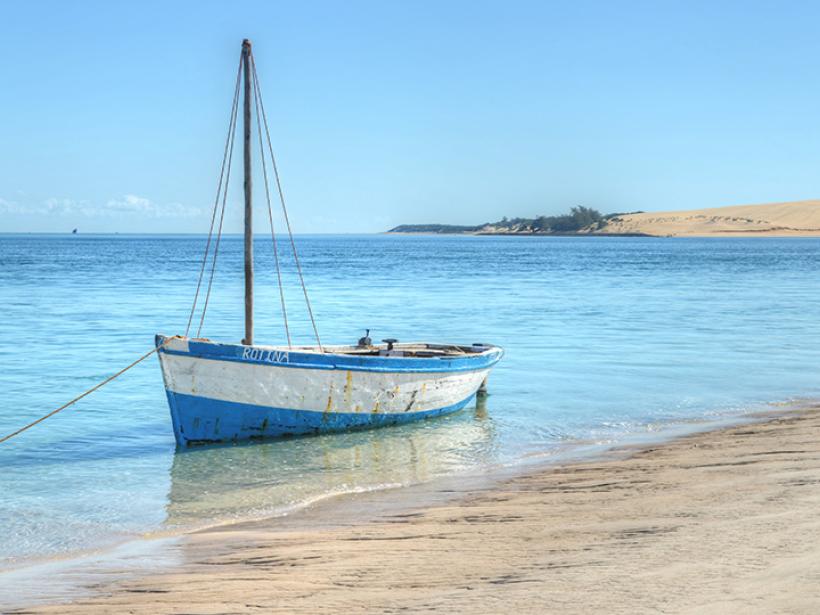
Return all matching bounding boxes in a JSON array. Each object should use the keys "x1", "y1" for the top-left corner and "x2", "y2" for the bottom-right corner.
[
  {"x1": 155, "y1": 40, "x2": 503, "y2": 447},
  {"x1": 71, "y1": 228, "x2": 78, "y2": 234}
]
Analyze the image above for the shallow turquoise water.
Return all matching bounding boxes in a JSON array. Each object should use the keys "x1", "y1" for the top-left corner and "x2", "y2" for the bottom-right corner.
[{"x1": 2, "y1": 233, "x2": 820, "y2": 567}]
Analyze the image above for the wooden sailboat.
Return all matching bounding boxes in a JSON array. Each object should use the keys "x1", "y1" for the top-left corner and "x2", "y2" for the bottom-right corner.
[{"x1": 156, "y1": 40, "x2": 503, "y2": 446}]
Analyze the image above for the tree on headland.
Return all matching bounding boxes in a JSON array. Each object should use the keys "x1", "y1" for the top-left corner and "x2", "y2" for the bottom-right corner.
[
  {"x1": 512, "y1": 206, "x2": 604, "y2": 233},
  {"x1": 387, "y1": 206, "x2": 642, "y2": 234}
]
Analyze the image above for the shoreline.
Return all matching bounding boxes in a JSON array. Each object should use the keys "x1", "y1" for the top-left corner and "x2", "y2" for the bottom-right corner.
[
  {"x1": 0, "y1": 403, "x2": 771, "y2": 600},
  {"x1": 386, "y1": 199, "x2": 820, "y2": 237},
  {"x1": 0, "y1": 404, "x2": 766, "y2": 572},
  {"x1": 0, "y1": 406, "x2": 761, "y2": 607},
  {"x1": 6, "y1": 405, "x2": 820, "y2": 613},
  {"x1": 384, "y1": 231, "x2": 654, "y2": 237},
  {"x1": 385, "y1": 230, "x2": 820, "y2": 237}
]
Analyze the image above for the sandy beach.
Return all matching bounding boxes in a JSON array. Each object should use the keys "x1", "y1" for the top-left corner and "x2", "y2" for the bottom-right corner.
[
  {"x1": 7, "y1": 408, "x2": 820, "y2": 614},
  {"x1": 600, "y1": 199, "x2": 820, "y2": 236},
  {"x1": 391, "y1": 200, "x2": 820, "y2": 237}
]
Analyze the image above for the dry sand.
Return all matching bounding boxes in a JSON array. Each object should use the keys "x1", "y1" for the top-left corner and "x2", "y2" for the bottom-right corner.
[
  {"x1": 10, "y1": 409, "x2": 820, "y2": 614},
  {"x1": 601, "y1": 199, "x2": 820, "y2": 236}
]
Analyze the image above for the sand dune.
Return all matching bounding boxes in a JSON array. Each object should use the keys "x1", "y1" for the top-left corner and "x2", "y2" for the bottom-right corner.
[{"x1": 601, "y1": 199, "x2": 820, "y2": 237}]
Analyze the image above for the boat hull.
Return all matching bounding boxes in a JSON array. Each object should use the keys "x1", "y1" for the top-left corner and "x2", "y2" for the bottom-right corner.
[{"x1": 156, "y1": 336, "x2": 502, "y2": 446}]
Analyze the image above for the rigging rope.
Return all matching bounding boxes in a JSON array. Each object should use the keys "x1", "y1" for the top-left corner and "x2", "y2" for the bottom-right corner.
[
  {"x1": 0, "y1": 343, "x2": 166, "y2": 445},
  {"x1": 196, "y1": 59, "x2": 242, "y2": 338},
  {"x1": 250, "y1": 54, "x2": 323, "y2": 351},
  {"x1": 0, "y1": 49, "x2": 330, "y2": 446},
  {"x1": 251, "y1": 59, "x2": 292, "y2": 349},
  {"x1": 186, "y1": 55, "x2": 243, "y2": 337},
  {"x1": 185, "y1": 48, "x2": 323, "y2": 349}
]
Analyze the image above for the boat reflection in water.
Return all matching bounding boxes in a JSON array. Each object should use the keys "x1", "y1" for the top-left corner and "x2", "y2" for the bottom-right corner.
[{"x1": 164, "y1": 397, "x2": 495, "y2": 528}]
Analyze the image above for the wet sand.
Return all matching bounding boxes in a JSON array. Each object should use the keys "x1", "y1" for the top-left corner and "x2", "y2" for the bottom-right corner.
[{"x1": 10, "y1": 409, "x2": 820, "y2": 614}]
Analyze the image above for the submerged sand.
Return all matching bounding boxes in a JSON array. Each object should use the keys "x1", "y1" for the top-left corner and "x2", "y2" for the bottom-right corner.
[
  {"x1": 10, "y1": 409, "x2": 820, "y2": 614},
  {"x1": 601, "y1": 199, "x2": 820, "y2": 236}
]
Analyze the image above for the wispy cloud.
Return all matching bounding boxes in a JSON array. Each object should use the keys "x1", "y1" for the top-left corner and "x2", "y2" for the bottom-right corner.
[
  {"x1": 105, "y1": 195, "x2": 200, "y2": 217},
  {"x1": 0, "y1": 197, "x2": 19, "y2": 213},
  {"x1": 0, "y1": 195, "x2": 201, "y2": 218},
  {"x1": 43, "y1": 198, "x2": 93, "y2": 215}
]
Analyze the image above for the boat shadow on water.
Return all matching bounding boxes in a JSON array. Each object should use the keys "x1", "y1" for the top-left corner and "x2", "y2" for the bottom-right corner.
[{"x1": 164, "y1": 396, "x2": 494, "y2": 528}]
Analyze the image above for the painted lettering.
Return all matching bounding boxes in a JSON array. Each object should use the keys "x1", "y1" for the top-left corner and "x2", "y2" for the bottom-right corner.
[
  {"x1": 273, "y1": 351, "x2": 289, "y2": 363},
  {"x1": 242, "y1": 347, "x2": 289, "y2": 363}
]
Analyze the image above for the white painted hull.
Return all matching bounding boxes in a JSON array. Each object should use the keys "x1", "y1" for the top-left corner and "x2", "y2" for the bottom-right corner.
[{"x1": 156, "y1": 336, "x2": 503, "y2": 445}]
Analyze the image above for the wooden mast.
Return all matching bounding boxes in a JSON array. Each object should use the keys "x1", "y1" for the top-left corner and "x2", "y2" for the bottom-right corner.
[{"x1": 242, "y1": 39, "x2": 254, "y2": 346}]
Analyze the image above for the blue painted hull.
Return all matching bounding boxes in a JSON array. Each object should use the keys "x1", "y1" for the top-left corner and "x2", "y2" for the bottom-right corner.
[{"x1": 165, "y1": 390, "x2": 477, "y2": 445}]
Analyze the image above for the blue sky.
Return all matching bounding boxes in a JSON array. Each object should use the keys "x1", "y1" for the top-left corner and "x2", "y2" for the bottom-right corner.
[{"x1": 2, "y1": 1, "x2": 820, "y2": 233}]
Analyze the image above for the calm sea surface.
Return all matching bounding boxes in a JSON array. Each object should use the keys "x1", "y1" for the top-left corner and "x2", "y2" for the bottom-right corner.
[{"x1": 2, "y1": 233, "x2": 820, "y2": 568}]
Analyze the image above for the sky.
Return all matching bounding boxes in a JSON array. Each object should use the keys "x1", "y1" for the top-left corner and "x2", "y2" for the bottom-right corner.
[{"x1": 3, "y1": 0, "x2": 820, "y2": 233}]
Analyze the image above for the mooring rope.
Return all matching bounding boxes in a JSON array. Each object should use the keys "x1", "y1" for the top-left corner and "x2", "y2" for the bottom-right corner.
[
  {"x1": 186, "y1": 54, "x2": 243, "y2": 337},
  {"x1": 250, "y1": 54, "x2": 324, "y2": 351},
  {"x1": 251, "y1": 58, "x2": 292, "y2": 349},
  {"x1": 0, "y1": 49, "x2": 331, "y2": 446},
  {"x1": 0, "y1": 344, "x2": 166, "y2": 445}
]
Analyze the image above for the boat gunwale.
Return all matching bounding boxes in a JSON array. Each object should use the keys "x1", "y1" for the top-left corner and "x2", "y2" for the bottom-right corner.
[{"x1": 156, "y1": 335, "x2": 504, "y2": 374}]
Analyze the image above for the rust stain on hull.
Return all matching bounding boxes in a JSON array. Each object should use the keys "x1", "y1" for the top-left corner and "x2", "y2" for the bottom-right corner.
[{"x1": 343, "y1": 371, "x2": 353, "y2": 406}]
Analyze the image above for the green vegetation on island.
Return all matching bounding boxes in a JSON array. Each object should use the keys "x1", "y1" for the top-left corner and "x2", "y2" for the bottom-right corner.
[{"x1": 388, "y1": 206, "x2": 643, "y2": 235}]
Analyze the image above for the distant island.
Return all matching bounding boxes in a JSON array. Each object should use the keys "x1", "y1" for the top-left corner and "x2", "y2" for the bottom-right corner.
[
  {"x1": 389, "y1": 207, "x2": 645, "y2": 236},
  {"x1": 388, "y1": 200, "x2": 820, "y2": 237}
]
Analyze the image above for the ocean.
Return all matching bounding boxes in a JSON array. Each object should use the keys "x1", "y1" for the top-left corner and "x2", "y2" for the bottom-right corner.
[{"x1": 2, "y1": 233, "x2": 820, "y2": 570}]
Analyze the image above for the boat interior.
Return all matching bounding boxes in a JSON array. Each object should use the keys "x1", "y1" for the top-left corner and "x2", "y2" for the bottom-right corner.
[
  {"x1": 186, "y1": 336, "x2": 494, "y2": 358},
  {"x1": 328, "y1": 341, "x2": 494, "y2": 358}
]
